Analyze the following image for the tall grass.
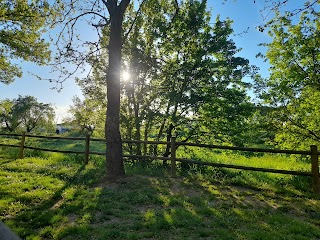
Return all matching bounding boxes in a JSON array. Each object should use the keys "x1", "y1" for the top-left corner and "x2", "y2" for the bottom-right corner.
[{"x1": 175, "y1": 146, "x2": 312, "y2": 194}]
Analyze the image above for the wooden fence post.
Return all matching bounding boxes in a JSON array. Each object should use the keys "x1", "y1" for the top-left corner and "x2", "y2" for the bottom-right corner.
[
  {"x1": 171, "y1": 136, "x2": 177, "y2": 177},
  {"x1": 311, "y1": 145, "x2": 320, "y2": 195},
  {"x1": 84, "y1": 134, "x2": 90, "y2": 165},
  {"x1": 19, "y1": 132, "x2": 26, "y2": 159}
]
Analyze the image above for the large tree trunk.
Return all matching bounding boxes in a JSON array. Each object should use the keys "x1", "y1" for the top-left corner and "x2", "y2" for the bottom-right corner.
[{"x1": 105, "y1": 1, "x2": 130, "y2": 179}]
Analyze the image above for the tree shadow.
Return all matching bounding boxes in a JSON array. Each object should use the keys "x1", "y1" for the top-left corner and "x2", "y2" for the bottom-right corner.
[
  {"x1": 178, "y1": 162, "x2": 315, "y2": 198},
  {"x1": 86, "y1": 174, "x2": 320, "y2": 239},
  {"x1": 2, "y1": 159, "x2": 320, "y2": 239},
  {"x1": 1, "y1": 157, "x2": 102, "y2": 238}
]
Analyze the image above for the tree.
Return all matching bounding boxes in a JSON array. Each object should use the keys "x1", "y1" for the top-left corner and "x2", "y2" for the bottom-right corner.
[
  {"x1": 51, "y1": 0, "x2": 179, "y2": 179},
  {"x1": 0, "y1": 96, "x2": 54, "y2": 133},
  {"x1": 0, "y1": 99, "x2": 16, "y2": 131},
  {"x1": 273, "y1": 88, "x2": 320, "y2": 149},
  {"x1": 69, "y1": 96, "x2": 105, "y2": 135},
  {"x1": 76, "y1": 0, "x2": 255, "y2": 156},
  {"x1": 102, "y1": 0, "x2": 130, "y2": 178},
  {"x1": 151, "y1": 4, "x2": 254, "y2": 150},
  {"x1": 256, "y1": 4, "x2": 320, "y2": 149},
  {"x1": 47, "y1": 0, "x2": 133, "y2": 178},
  {"x1": 0, "y1": 0, "x2": 54, "y2": 84}
]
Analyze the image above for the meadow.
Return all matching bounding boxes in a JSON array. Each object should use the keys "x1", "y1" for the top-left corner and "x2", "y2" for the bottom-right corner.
[{"x1": 0, "y1": 135, "x2": 320, "y2": 239}]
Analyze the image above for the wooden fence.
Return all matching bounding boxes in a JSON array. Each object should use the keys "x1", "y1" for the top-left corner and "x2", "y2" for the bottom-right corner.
[{"x1": 0, "y1": 132, "x2": 319, "y2": 194}]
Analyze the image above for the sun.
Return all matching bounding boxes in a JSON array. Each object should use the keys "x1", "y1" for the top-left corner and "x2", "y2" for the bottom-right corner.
[{"x1": 122, "y1": 71, "x2": 130, "y2": 81}]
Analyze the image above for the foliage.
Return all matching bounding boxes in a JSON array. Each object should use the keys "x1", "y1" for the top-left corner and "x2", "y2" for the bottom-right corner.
[
  {"x1": 151, "y1": 3, "x2": 255, "y2": 147},
  {"x1": 0, "y1": 0, "x2": 55, "y2": 84},
  {"x1": 256, "y1": 5, "x2": 320, "y2": 149},
  {"x1": 0, "y1": 95, "x2": 55, "y2": 133},
  {"x1": 257, "y1": 0, "x2": 319, "y2": 32},
  {"x1": 75, "y1": 0, "x2": 256, "y2": 156},
  {"x1": 273, "y1": 88, "x2": 320, "y2": 149},
  {"x1": 68, "y1": 96, "x2": 105, "y2": 135}
]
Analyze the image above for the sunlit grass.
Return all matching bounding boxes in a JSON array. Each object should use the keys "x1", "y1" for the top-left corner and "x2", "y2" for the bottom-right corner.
[
  {"x1": 0, "y1": 136, "x2": 320, "y2": 239},
  {"x1": 175, "y1": 146, "x2": 312, "y2": 194},
  {"x1": 177, "y1": 146, "x2": 310, "y2": 171},
  {"x1": 1, "y1": 153, "x2": 320, "y2": 239}
]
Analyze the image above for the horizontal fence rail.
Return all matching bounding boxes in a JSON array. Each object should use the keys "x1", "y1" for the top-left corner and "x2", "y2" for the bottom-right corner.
[
  {"x1": 24, "y1": 146, "x2": 84, "y2": 155},
  {"x1": 123, "y1": 155, "x2": 171, "y2": 161},
  {"x1": 0, "y1": 143, "x2": 20, "y2": 148},
  {"x1": 123, "y1": 140, "x2": 170, "y2": 145},
  {"x1": 0, "y1": 132, "x2": 319, "y2": 194},
  {"x1": 26, "y1": 134, "x2": 86, "y2": 141},
  {"x1": 0, "y1": 133, "x2": 22, "y2": 137},
  {"x1": 177, "y1": 142, "x2": 312, "y2": 155},
  {"x1": 176, "y1": 158, "x2": 312, "y2": 176}
]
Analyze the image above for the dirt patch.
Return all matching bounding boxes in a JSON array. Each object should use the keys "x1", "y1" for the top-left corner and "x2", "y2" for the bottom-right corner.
[
  {"x1": 94, "y1": 175, "x2": 143, "y2": 189},
  {"x1": 67, "y1": 213, "x2": 78, "y2": 223}
]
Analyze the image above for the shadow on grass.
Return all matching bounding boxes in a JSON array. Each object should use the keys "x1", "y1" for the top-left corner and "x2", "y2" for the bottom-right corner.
[
  {"x1": 176, "y1": 162, "x2": 315, "y2": 198},
  {"x1": 50, "y1": 172, "x2": 320, "y2": 240},
  {"x1": 1, "y1": 159, "x2": 320, "y2": 239},
  {"x1": 1, "y1": 155, "x2": 105, "y2": 238},
  {"x1": 0, "y1": 158, "x2": 17, "y2": 165}
]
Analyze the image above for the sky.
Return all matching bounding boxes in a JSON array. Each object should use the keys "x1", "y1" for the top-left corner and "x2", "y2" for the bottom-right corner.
[{"x1": 0, "y1": 0, "x2": 292, "y2": 123}]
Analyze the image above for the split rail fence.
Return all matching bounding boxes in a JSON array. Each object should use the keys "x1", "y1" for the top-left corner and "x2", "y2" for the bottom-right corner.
[{"x1": 0, "y1": 132, "x2": 319, "y2": 194}]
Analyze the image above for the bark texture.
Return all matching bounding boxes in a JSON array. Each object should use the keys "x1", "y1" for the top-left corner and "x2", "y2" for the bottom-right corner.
[{"x1": 105, "y1": 0, "x2": 130, "y2": 179}]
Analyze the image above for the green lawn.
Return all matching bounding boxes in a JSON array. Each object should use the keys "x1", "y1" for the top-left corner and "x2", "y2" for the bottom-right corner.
[
  {"x1": 0, "y1": 138, "x2": 320, "y2": 239},
  {"x1": 0, "y1": 156, "x2": 319, "y2": 239}
]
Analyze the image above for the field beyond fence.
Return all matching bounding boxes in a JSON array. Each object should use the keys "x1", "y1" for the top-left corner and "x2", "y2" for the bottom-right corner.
[{"x1": 0, "y1": 132, "x2": 319, "y2": 195}]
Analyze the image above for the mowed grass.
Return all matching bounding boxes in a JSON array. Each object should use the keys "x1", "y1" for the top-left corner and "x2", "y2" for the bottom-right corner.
[{"x1": 0, "y1": 137, "x2": 320, "y2": 239}]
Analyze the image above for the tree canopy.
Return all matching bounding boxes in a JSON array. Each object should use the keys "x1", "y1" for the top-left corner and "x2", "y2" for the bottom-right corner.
[
  {"x1": 256, "y1": 4, "x2": 320, "y2": 149},
  {"x1": 74, "y1": 0, "x2": 256, "y2": 159},
  {"x1": 0, "y1": 95, "x2": 55, "y2": 133},
  {"x1": 0, "y1": 0, "x2": 55, "y2": 84}
]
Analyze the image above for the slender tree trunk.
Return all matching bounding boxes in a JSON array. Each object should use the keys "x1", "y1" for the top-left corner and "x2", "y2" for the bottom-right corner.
[
  {"x1": 105, "y1": 2, "x2": 129, "y2": 179},
  {"x1": 130, "y1": 27, "x2": 142, "y2": 156},
  {"x1": 126, "y1": 93, "x2": 134, "y2": 154},
  {"x1": 143, "y1": 117, "x2": 152, "y2": 155},
  {"x1": 153, "y1": 102, "x2": 171, "y2": 156},
  {"x1": 163, "y1": 123, "x2": 175, "y2": 157},
  {"x1": 134, "y1": 116, "x2": 142, "y2": 155},
  {"x1": 163, "y1": 100, "x2": 179, "y2": 165},
  {"x1": 132, "y1": 89, "x2": 142, "y2": 155}
]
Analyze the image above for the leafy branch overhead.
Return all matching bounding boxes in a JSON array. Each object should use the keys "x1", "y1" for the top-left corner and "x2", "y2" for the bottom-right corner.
[
  {"x1": 0, "y1": 0, "x2": 57, "y2": 84},
  {"x1": 255, "y1": 3, "x2": 320, "y2": 149},
  {"x1": 255, "y1": 0, "x2": 319, "y2": 32},
  {"x1": 41, "y1": 0, "x2": 181, "y2": 92}
]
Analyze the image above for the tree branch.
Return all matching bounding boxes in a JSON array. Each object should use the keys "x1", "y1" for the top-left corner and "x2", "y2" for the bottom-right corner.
[
  {"x1": 285, "y1": 113, "x2": 320, "y2": 141},
  {"x1": 119, "y1": 0, "x2": 131, "y2": 15},
  {"x1": 122, "y1": 0, "x2": 148, "y2": 44},
  {"x1": 103, "y1": 0, "x2": 116, "y2": 13}
]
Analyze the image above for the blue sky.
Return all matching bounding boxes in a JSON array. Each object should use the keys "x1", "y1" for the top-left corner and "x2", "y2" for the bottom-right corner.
[
  {"x1": 210, "y1": 0, "x2": 271, "y2": 75},
  {"x1": 0, "y1": 0, "x2": 283, "y2": 123}
]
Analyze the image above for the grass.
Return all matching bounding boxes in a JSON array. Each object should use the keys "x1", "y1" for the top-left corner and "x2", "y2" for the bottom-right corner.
[{"x1": 0, "y1": 135, "x2": 320, "y2": 239}]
